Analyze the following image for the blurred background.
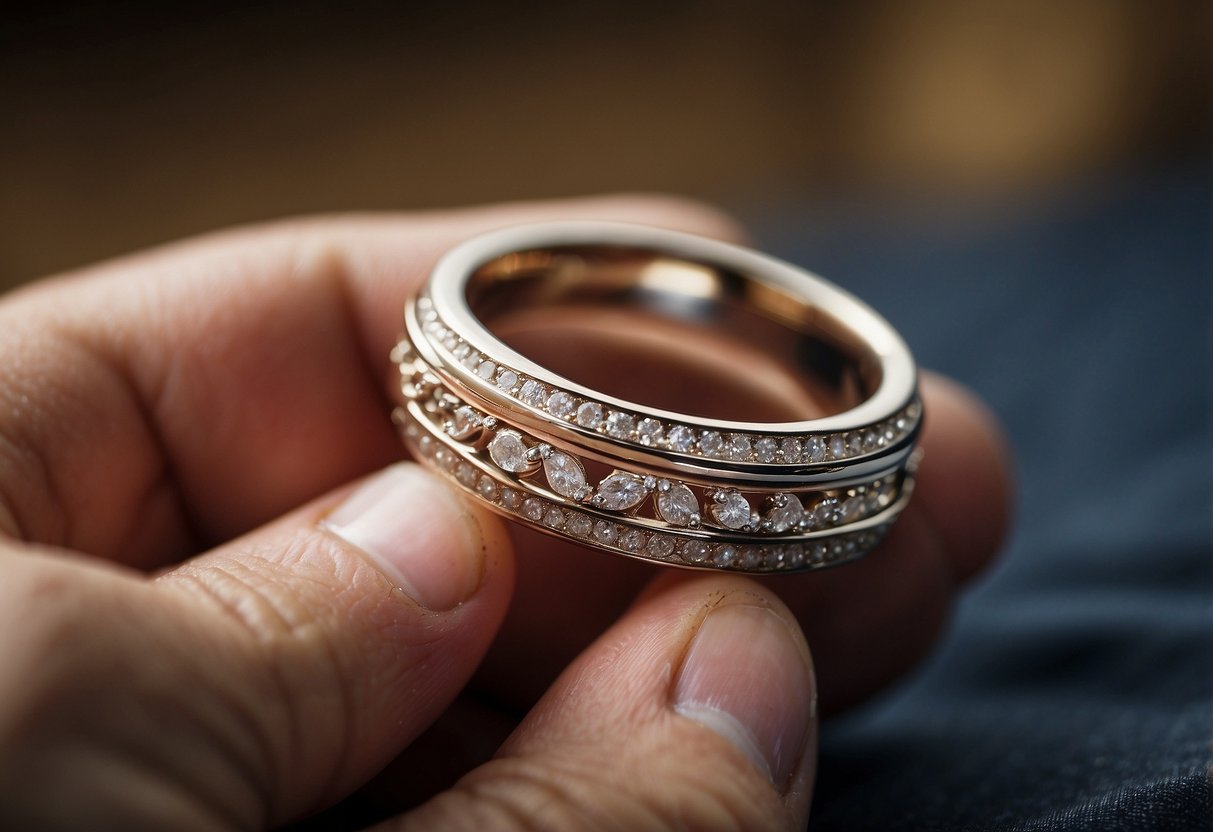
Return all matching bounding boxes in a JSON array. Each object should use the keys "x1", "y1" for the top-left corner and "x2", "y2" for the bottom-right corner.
[{"x1": 1, "y1": 0, "x2": 1207, "y2": 284}]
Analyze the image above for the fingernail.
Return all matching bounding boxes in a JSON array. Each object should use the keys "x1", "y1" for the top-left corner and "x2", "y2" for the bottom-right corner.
[
  {"x1": 324, "y1": 464, "x2": 484, "y2": 611},
  {"x1": 673, "y1": 603, "x2": 815, "y2": 788}
]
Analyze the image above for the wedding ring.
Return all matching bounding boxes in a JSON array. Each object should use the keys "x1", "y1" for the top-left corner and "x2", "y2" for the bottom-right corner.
[{"x1": 391, "y1": 222, "x2": 922, "y2": 573}]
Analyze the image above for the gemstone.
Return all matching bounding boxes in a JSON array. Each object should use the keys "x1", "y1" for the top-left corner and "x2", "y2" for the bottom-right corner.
[
  {"x1": 847, "y1": 432, "x2": 864, "y2": 454},
  {"x1": 543, "y1": 450, "x2": 589, "y2": 500},
  {"x1": 829, "y1": 434, "x2": 847, "y2": 459},
  {"x1": 754, "y1": 437, "x2": 778, "y2": 463},
  {"x1": 460, "y1": 352, "x2": 480, "y2": 369},
  {"x1": 667, "y1": 425, "x2": 696, "y2": 453},
  {"x1": 711, "y1": 544, "x2": 738, "y2": 568},
  {"x1": 740, "y1": 547, "x2": 764, "y2": 569},
  {"x1": 576, "y1": 402, "x2": 604, "y2": 429},
  {"x1": 656, "y1": 482, "x2": 699, "y2": 526},
  {"x1": 699, "y1": 431, "x2": 724, "y2": 456},
  {"x1": 636, "y1": 418, "x2": 664, "y2": 446},
  {"x1": 519, "y1": 379, "x2": 546, "y2": 406},
  {"x1": 475, "y1": 360, "x2": 496, "y2": 380},
  {"x1": 863, "y1": 428, "x2": 880, "y2": 451},
  {"x1": 811, "y1": 497, "x2": 842, "y2": 527},
  {"x1": 605, "y1": 411, "x2": 635, "y2": 439},
  {"x1": 764, "y1": 493, "x2": 805, "y2": 533},
  {"x1": 680, "y1": 539, "x2": 710, "y2": 563},
  {"x1": 522, "y1": 497, "x2": 545, "y2": 521},
  {"x1": 839, "y1": 494, "x2": 866, "y2": 522},
  {"x1": 780, "y1": 437, "x2": 802, "y2": 462},
  {"x1": 646, "y1": 535, "x2": 675, "y2": 558},
  {"x1": 542, "y1": 507, "x2": 565, "y2": 529},
  {"x1": 593, "y1": 520, "x2": 618, "y2": 544},
  {"x1": 725, "y1": 434, "x2": 752, "y2": 461},
  {"x1": 546, "y1": 391, "x2": 576, "y2": 418},
  {"x1": 488, "y1": 430, "x2": 530, "y2": 472},
  {"x1": 499, "y1": 487, "x2": 522, "y2": 510},
  {"x1": 495, "y1": 368, "x2": 518, "y2": 390},
  {"x1": 711, "y1": 489, "x2": 752, "y2": 530},
  {"x1": 804, "y1": 436, "x2": 828, "y2": 463},
  {"x1": 476, "y1": 475, "x2": 497, "y2": 501},
  {"x1": 455, "y1": 462, "x2": 476, "y2": 487},
  {"x1": 595, "y1": 472, "x2": 649, "y2": 511},
  {"x1": 620, "y1": 530, "x2": 645, "y2": 552},
  {"x1": 566, "y1": 513, "x2": 594, "y2": 537},
  {"x1": 453, "y1": 343, "x2": 472, "y2": 359}
]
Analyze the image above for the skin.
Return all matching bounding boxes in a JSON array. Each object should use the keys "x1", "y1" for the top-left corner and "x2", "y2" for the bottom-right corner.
[{"x1": 0, "y1": 196, "x2": 1012, "y2": 830}]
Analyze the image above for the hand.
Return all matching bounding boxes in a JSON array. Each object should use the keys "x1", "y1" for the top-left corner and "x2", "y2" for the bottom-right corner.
[{"x1": 0, "y1": 196, "x2": 1011, "y2": 830}]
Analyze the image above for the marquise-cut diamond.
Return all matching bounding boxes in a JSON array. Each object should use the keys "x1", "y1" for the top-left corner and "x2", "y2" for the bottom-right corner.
[
  {"x1": 519, "y1": 379, "x2": 546, "y2": 406},
  {"x1": 488, "y1": 430, "x2": 530, "y2": 472},
  {"x1": 711, "y1": 489, "x2": 752, "y2": 530},
  {"x1": 543, "y1": 450, "x2": 589, "y2": 500},
  {"x1": 595, "y1": 472, "x2": 649, "y2": 511},
  {"x1": 576, "y1": 402, "x2": 604, "y2": 429},
  {"x1": 764, "y1": 493, "x2": 805, "y2": 533},
  {"x1": 546, "y1": 391, "x2": 576, "y2": 418},
  {"x1": 656, "y1": 482, "x2": 699, "y2": 526}
]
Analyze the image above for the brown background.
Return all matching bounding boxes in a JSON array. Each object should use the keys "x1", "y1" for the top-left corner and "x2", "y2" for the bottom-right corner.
[{"x1": 1, "y1": 0, "x2": 1207, "y2": 288}]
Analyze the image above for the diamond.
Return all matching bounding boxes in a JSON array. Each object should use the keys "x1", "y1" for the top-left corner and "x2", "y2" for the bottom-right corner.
[
  {"x1": 460, "y1": 352, "x2": 480, "y2": 369},
  {"x1": 680, "y1": 539, "x2": 710, "y2": 563},
  {"x1": 711, "y1": 544, "x2": 738, "y2": 568},
  {"x1": 862, "y1": 428, "x2": 880, "y2": 451},
  {"x1": 495, "y1": 368, "x2": 518, "y2": 390},
  {"x1": 488, "y1": 430, "x2": 530, "y2": 472},
  {"x1": 754, "y1": 437, "x2": 778, "y2": 463},
  {"x1": 542, "y1": 450, "x2": 589, "y2": 500},
  {"x1": 656, "y1": 481, "x2": 699, "y2": 527},
  {"x1": 522, "y1": 497, "x2": 545, "y2": 521},
  {"x1": 455, "y1": 462, "x2": 476, "y2": 488},
  {"x1": 593, "y1": 520, "x2": 618, "y2": 544},
  {"x1": 620, "y1": 530, "x2": 645, "y2": 552},
  {"x1": 741, "y1": 546, "x2": 765, "y2": 569},
  {"x1": 804, "y1": 436, "x2": 828, "y2": 463},
  {"x1": 499, "y1": 487, "x2": 522, "y2": 510},
  {"x1": 594, "y1": 472, "x2": 649, "y2": 511},
  {"x1": 667, "y1": 425, "x2": 695, "y2": 453},
  {"x1": 646, "y1": 535, "x2": 675, "y2": 558},
  {"x1": 710, "y1": 489, "x2": 752, "y2": 530},
  {"x1": 847, "y1": 432, "x2": 864, "y2": 454},
  {"x1": 699, "y1": 431, "x2": 724, "y2": 456},
  {"x1": 542, "y1": 507, "x2": 565, "y2": 529},
  {"x1": 453, "y1": 343, "x2": 472, "y2": 360},
  {"x1": 605, "y1": 411, "x2": 635, "y2": 439},
  {"x1": 576, "y1": 402, "x2": 604, "y2": 429},
  {"x1": 725, "y1": 434, "x2": 752, "y2": 461},
  {"x1": 764, "y1": 493, "x2": 805, "y2": 533},
  {"x1": 475, "y1": 359, "x2": 496, "y2": 380},
  {"x1": 829, "y1": 434, "x2": 847, "y2": 459},
  {"x1": 637, "y1": 418, "x2": 664, "y2": 446},
  {"x1": 566, "y1": 513, "x2": 593, "y2": 537},
  {"x1": 811, "y1": 496, "x2": 842, "y2": 527},
  {"x1": 780, "y1": 437, "x2": 802, "y2": 462},
  {"x1": 476, "y1": 475, "x2": 497, "y2": 501},
  {"x1": 546, "y1": 391, "x2": 576, "y2": 418},
  {"x1": 519, "y1": 379, "x2": 546, "y2": 406}
]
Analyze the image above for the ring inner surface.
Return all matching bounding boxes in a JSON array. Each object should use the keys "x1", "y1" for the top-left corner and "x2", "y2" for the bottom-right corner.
[{"x1": 465, "y1": 245, "x2": 879, "y2": 423}]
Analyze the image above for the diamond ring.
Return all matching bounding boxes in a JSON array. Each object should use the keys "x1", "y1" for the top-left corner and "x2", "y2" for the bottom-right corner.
[{"x1": 391, "y1": 222, "x2": 922, "y2": 573}]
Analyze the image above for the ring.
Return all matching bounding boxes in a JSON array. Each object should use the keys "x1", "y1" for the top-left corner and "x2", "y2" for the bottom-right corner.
[{"x1": 391, "y1": 222, "x2": 922, "y2": 573}]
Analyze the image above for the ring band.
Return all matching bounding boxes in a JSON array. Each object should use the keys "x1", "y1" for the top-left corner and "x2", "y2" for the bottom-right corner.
[{"x1": 391, "y1": 221, "x2": 922, "y2": 573}]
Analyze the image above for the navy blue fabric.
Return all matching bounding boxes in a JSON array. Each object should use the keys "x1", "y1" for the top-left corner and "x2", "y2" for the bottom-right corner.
[{"x1": 753, "y1": 165, "x2": 1212, "y2": 830}]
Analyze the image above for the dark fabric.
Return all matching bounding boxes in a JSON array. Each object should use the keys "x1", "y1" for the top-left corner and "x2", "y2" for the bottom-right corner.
[{"x1": 752, "y1": 163, "x2": 1213, "y2": 831}]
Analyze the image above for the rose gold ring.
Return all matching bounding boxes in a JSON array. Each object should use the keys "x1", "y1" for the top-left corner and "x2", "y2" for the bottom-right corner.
[{"x1": 391, "y1": 221, "x2": 921, "y2": 573}]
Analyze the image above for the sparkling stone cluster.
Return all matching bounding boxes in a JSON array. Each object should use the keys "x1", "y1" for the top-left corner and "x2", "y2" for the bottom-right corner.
[
  {"x1": 413, "y1": 300, "x2": 920, "y2": 464},
  {"x1": 405, "y1": 417, "x2": 889, "y2": 573}
]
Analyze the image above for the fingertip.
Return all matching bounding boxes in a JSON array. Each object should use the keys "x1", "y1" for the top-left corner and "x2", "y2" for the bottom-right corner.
[{"x1": 917, "y1": 372, "x2": 1016, "y2": 582}]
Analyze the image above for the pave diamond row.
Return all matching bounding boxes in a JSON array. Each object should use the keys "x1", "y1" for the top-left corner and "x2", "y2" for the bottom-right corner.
[
  {"x1": 402, "y1": 415, "x2": 892, "y2": 573},
  {"x1": 412, "y1": 297, "x2": 921, "y2": 464}
]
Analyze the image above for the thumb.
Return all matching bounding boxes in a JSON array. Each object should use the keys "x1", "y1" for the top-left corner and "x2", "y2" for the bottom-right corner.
[
  {"x1": 399, "y1": 575, "x2": 817, "y2": 831},
  {"x1": 0, "y1": 463, "x2": 514, "y2": 829}
]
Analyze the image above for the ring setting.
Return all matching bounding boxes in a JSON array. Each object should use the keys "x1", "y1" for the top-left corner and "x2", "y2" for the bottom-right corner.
[{"x1": 391, "y1": 222, "x2": 922, "y2": 573}]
